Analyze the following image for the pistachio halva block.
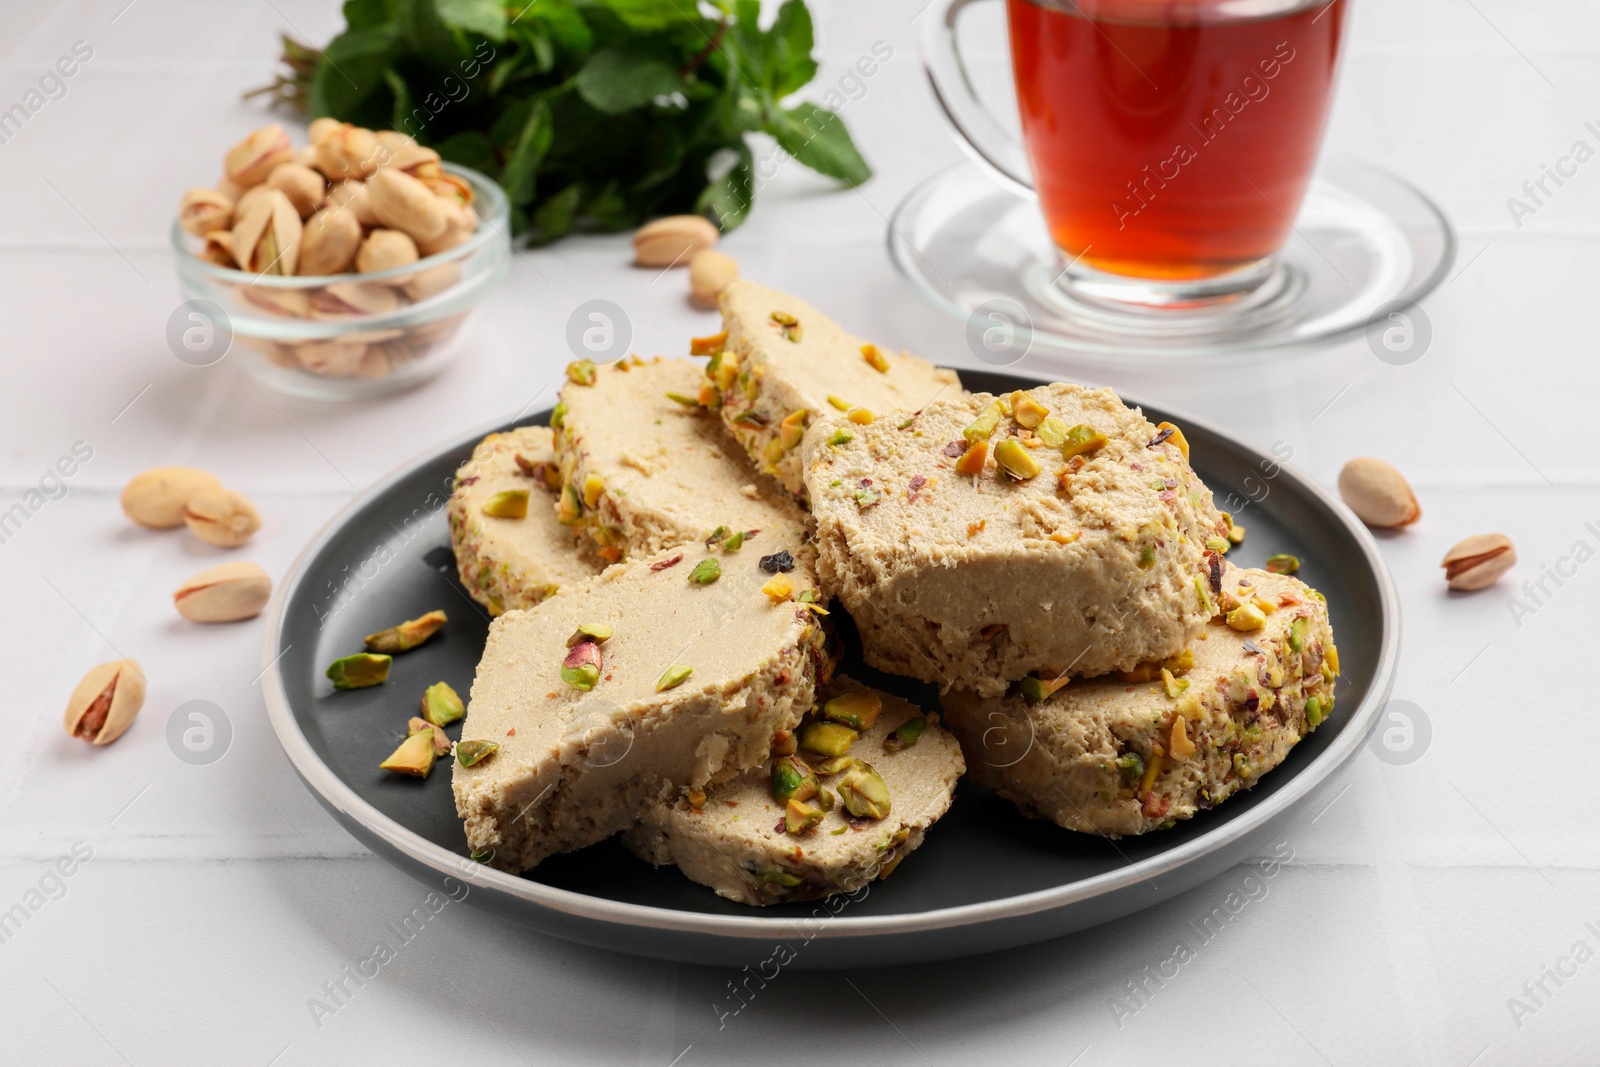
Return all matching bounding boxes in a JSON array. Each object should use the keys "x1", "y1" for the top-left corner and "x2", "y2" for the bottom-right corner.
[
  {"x1": 942, "y1": 567, "x2": 1337, "y2": 837},
  {"x1": 624, "y1": 677, "x2": 964, "y2": 905},
  {"x1": 807, "y1": 383, "x2": 1230, "y2": 696},
  {"x1": 448, "y1": 426, "x2": 598, "y2": 616},
  {"x1": 553, "y1": 356, "x2": 814, "y2": 572},
  {"x1": 710, "y1": 280, "x2": 963, "y2": 501},
  {"x1": 452, "y1": 543, "x2": 828, "y2": 874}
]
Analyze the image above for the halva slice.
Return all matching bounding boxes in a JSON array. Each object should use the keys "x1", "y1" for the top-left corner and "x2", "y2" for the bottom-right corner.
[
  {"x1": 453, "y1": 543, "x2": 828, "y2": 874},
  {"x1": 448, "y1": 426, "x2": 597, "y2": 615},
  {"x1": 942, "y1": 567, "x2": 1338, "y2": 837},
  {"x1": 624, "y1": 676, "x2": 964, "y2": 905},
  {"x1": 710, "y1": 279, "x2": 963, "y2": 500},
  {"x1": 553, "y1": 356, "x2": 813, "y2": 571},
  {"x1": 807, "y1": 383, "x2": 1230, "y2": 696}
]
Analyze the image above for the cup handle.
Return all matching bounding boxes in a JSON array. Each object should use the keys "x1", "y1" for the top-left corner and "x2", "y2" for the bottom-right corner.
[{"x1": 921, "y1": 0, "x2": 1035, "y2": 193}]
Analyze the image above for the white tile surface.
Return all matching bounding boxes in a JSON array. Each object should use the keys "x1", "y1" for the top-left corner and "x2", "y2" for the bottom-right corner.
[{"x1": 3, "y1": 0, "x2": 1597, "y2": 1064}]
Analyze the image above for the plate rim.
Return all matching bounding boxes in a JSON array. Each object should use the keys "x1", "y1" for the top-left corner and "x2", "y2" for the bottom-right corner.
[{"x1": 261, "y1": 381, "x2": 1400, "y2": 942}]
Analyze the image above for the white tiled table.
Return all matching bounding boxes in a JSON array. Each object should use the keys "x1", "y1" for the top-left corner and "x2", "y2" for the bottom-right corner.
[{"x1": 2, "y1": 1, "x2": 1596, "y2": 1063}]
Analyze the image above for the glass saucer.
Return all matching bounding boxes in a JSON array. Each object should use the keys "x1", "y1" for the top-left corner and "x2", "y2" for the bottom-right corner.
[{"x1": 886, "y1": 154, "x2": 1455, "y2": 365}]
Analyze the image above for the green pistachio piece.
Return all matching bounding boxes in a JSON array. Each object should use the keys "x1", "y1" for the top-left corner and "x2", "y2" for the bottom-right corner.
[
  {"x1": 380, "y1": 731, "x2": 435, "y2": 778},
  {"x1": 812, "y1": 755, "x2": 858, "y2": 776},
  {"x1": 963, "y1": 408, "x2": 1001, "y2": 442},
  {"x1": 421, "y1": 681, "x2": 465, "y2": 726},
  {"x1": 771, "y1": 755, "x2": 819, "y2": 804},
  {"x1": 567, "y1": 622, "x2": 613, "y2": 646},
  {"x1": 655, "y1": 664, "x2": 693, "y2": 692},
  {"x1": 721, "y1": 530, "x2": 745, "y2": 552},
  {"x1": 549, "y1": 401, "x2": 567, "y2": 430},
  {"x1": 688, "y1": 558, "x2": 721, "y2": 584},
  {"x1": 1288, "y1": 616, "x2": 1309, "y2": 653},
  {"x1": 561, "y1": 663, "x2": 600, "y2": 691},
  {"x1": 326, "y1": 653, "x2": 391, "y2": 690},
  {"x1": 800, "y1": 721, "x2": 858, "y2": 758},
  {"x1": 823, "y1": 691, "x2": 881, "y2": 730},
  {"x1": 785, "y1": 797, "x2": 825, "y2": 835},
  {"x1": 883, "y1": 717, "x2": 925, "y2": 752},
  {"x1": 1035, "y1": 417, "x2": 1069, "y2": 448},
  {"x1": 456, "y1": 739, "x2": 500, "y2": 768},
  {"x1": 482, "y1": 489, "x2": 529, "y2": 519},
  {"x1": 1060, "y1": 424, "x2": 1108, "y2": 460},
  {"x1": 837, "y1": 762, "x2": 891, "y2": 819},
  {"x1": 994, "y1": 438, "x2": 1041, "y2": 480},
  {"x1": 1116, "y1": 753, "x2": 1145, "y2": 777},
  {"x1": 364, "y1": 609, "x2": 447, "y2": 654},
  {"x1": 1265, "y1": 554, "x2": 1300, "y2": 575},
  {"x1": 1304, "y1": 696, "x2": 1325, "y2": 727},
  {"x1": 826, "y1": 428, "x2": 853, "y2": 447}
]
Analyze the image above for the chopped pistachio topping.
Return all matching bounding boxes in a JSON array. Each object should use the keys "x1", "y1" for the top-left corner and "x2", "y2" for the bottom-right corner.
[
  {"x1": 655, "y1": 664, "x2": 693, "y2": 692},
  {"x1": 690, "y1": 330, "x2": 727, "y2": 356},
  {"x1": 1010, "y1": 391, "x2": 1049, "y2": 429},
  {"x1": 854, "y1": 484, "x2": 880, "y2": 509},
  {"x1": 1035, "y1": 417, "x2": 1069, "y2": 448},
  {"x1": 771, "y1": 755, "x2": 818, "y2": 804},
  {"x1": 779, "y1": 409, "x2": 808, "y2": 449},
  {"x1": 326, "y1": 653, "x2": 391, "y2": 690},
  {"x1": 688, "y1": 558, "x2": 722, "y2": 584},
  {"x1": 1265, "y1": 553, "x2": 1300, "y2": 575},
  {"x1": 955, "y1": 440, "x2": 988, "y2": 476},
  {"x1": 861, "y1": 343, "x2": 890, "y2": 372},
  {"x1": 1160, "y1": 668, "x2": 1190, "y2": 699},
  {"x1": 761, "y1": 438, "x2": 786, "y2": 468},
  {"x1": 963, "y1": 408, "x2": 1001, "y2": 442},
  {"x1": 1155, "y1": 421, "x2": 1190, "y2": 461},
  {"x1": 1205, "y1": 536, "x2": 1231, "y2": 553},
  {"x1": 566, "y1": 359, "x2": 597, "y2": 386},
  {"x1": 1138, "y1": 544, "x2": 1158, "y2": 569},
  {"x1": 1228, "y1": 523, "x2": 1246, "y2": 545},
  {"x1": 580, "y1": 473, "x2": 605, "y2": 509},
  {"x1": 826, "y1": 428, "x2": 853, "y2": 447},
  {"x1": 469, "y1": 847, "x2": 495, "y2": 863},
  {"x1": 482, "y1": 489, "x2": 530, "y2": 519},
  {"x1": 994, "y1": 438, "x2": 1041, "y2": 480},
  {"x1": 704, "y1": 525, "x2": 729, "y2": 546},
  {"x1": 837, "y1": 763, "x2": 891, "y2": 819},
  {"x1": 665, "y1": 392, "x2": 700, "y2": 407},
  {"x1": 421, "y1": 681, "x2": 465, "y2": 726},
  {"x1": 455, "y1": 739, "x2": 499, "y2": 768},
  {"x1": 761, "y1": 573, "x2": 795, "y2": 602},
  {"x1": 847, "y1": 408, "x2": 875, "y2": 425},
  {"x1": 560, "y1": 663, "x2": 600, "y2": 691},
  {"x1": 380, "y1": 731, "x2": 435, "y2": 778},
  {"x1": 1226, "y1": 603, "x2": 1267, "y2": 632},
  {"x1": 721, "y1": 530, "x2": 745, "y2": 552},
  {"x1": 364, "y1": 609, "x2": 447, "y2": 654},
  {"x1": 1019, "y1": 675, "x2": 1067, "y2": 704},
  {"x1": 785, "y1": 797, "x2": 825, "y2": 835},
  {"x1": 1304, "y1": 696, "x2": 1325, "y2": 727},
  {"x1": 1060, "y1": 424, "x2": 1108, "y2": 460},
  {"x1": 1116, "y1": 752, "x2": 1145, "y2": 778},
  {"x1": 823, "y1": 691, "x2": 882, "y2": 731},
  {"x1": 827, "y1": 394, "x2": 852, "y2": 412},
  {"x1": 567, "y1": 622, "x2": 613, "y2": 646},
  {"x1": 883, "y1": 717, "x2": 925, "y2": 752},
  {"x1": 549, "y1": 401, "x2": 567, "y2": 430},
  {"x1": 1288, "y1": 616, "x2": 1309, "y2": 652},
  {"x1": 813, "y1": 755, "x2": 857, "y2": 776},
  {"x1": 557, "y1": 484, "x2": 582, "y2": 525},
  {"x1": 800, "y1": 720, "x2": 858, "y2": 757}
]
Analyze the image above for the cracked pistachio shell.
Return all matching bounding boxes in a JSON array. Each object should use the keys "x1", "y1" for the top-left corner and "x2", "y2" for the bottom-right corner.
[
  {"x1": 121, "y1": 466, "x2": 223, "y2": 528},
  {"x1": 64, "y1": 659, "x2": 145, "y2": 746},
  {"x1": 265, "y1": 162, "x2": 326, "y2": 219},
  {"x1": 179, "y1": 187, "x2": 235, "y2": 237},
  {"x1": 314, "y1": 123, "x2": 380, "y2": 181},
  {"x1": 416, "y1": 201, "x2": 477, "y2": 257},
  {"x1": 310, "y1": 281, "x2": 399, "y2": 320},
  {"x1": 223, "y1": 123, "x2": 294, "y2": 187},
  {"x1": 183, "y1": 487, "x2": 261, "y2": 547},
  {"x1": 173, "y1": 560, "x2": 272, "y2": 623},
  {"x1": 1442, "y1": 533, "x2": 1516, "y2": 591},
  {"x1": 201, "y1": 230, "x2": 238, "y2": 268},
  {"x1": 231, "y1": 189, "x2": 301, "y2": 276},
  {"x1": 425, "y1": 173, "x2": 472, "y2": 207},
  {"x1": 375, "y1": 134, "x2": 440, "y2": 178},
  {"x1": 356, "y1": 229, "x2": 419, "y2": 274},
  {"x1": 366, "y1": 167, "x2": 449, "y2": 243},
  {"x1": 297, "y1": 205, "x2": 362, "y2": 277}
]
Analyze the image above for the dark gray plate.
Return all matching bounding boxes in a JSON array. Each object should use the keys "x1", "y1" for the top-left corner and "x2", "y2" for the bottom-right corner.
[{"x1": 262, "y1": 369, "x2": 1398, "y2": 968}]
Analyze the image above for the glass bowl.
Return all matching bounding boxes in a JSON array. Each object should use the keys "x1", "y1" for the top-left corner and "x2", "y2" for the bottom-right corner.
[{"x1": 172, "y1": 163, "x2": 510, "y2": 401}]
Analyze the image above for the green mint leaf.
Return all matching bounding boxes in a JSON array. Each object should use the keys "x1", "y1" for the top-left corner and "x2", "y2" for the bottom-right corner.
[
  {"x1": 528, "y1": 184, "x2": 582, "y2": 244},
  {"x1": 695, "y1": 143, "x2": 754, "y2": 230},
  {"x1": 583, "y1": 181, "x2": 635, "y2": 230},
  {"x1": 437, "y1": 0, "x2": 508, "y2": 42},
  {"x1": 764, "y1": 101, "x2": 871, "y2": 185},
  {"x1": 394, "y1": 0, "x2": 467, "y2": 64},
  {"x1": 500, "y1": 97, "x2": 554, "y2": 202},
  {"x1": 436, "y1": 129, "x2": 497, "y2": 174},
  {"x1": 341, "y1": 0, "x2": 391, "y2": 31},
  {"x1": 769, "y1": 0, "x2": 817, "y2": 98},
  {"x1": 525, "y1": 0, "x2": 595, "y2": 54},
  {"x1": 575, "y1": 43, "x2": 683, "y2": 114},
  {"x1": 383, "y1": 68, "x2": 414, "y2": 134},
  {"x1": 309, "y1": 23, "x2": 401, "y2": 121},
  {"x1": 593, "y1": 0, "x2": 695, "y2": 31}
]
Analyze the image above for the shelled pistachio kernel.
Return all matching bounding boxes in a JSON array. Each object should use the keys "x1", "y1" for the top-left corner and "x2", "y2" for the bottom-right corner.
[
  {"x1": 655, "y1": 664, "x2": 693, "y2": 692},
  {"x1": 689, "y1": 329, "x2": 727, "y2": 356},
  {"x1": 826, "y1": 394, "x2": 852, "y2": 412},
  {"x1": 566, "y1": 359, "x2": 597, "y2": 385},
  {"x1": 1206, "y1": 536, "x2": 1231, "y2": 553},
  {"x1": 1161, "y1": 667, "x2": 1190, "y2": 699},
  {"x1": 785, "y1": 797, "x2": 825, "y2": 835},
  {"x1": 1155, "y1": 421, "x2": 1190, "y2": 461},
  {"x1": 1264, "y1": 554, "x2": 1300, "y2": 575},
  {"x1": 380, "y1": 731, "x2": 435, "y2": 778},
  {"x1": 778, "y1": 409, "x2": 808, "y2": 449},
  {"x1": 688, "y1": 558, "x2": 721, "y2": 584},
  {"x1": 770, "y1": 310, "x2": 802, "y2": 342},
  {"x1": 883, "y1": 717, "x2": 925, "y2": 753},
  {"x1": 1226, "y1": 603, "x2": 1267, "y2": 632},
  {"x1": 1019, "y1": 675, "x2": 1067, "y2": 704},
  {"x1": 408, "y1": 717, "x2": 452, "y2": 756},
  {"x1": 861, "y1": 343, "x2": 889, "y2": 372},
  {"x1": 825, "y1": 428, "x2": 853, "y2": 447},
  {"x1": 482, "y1": 489, "x2": 529, "y2": 519},
  {"x1": 1060, "y1": 424, "x2": 1108, "y2": 460},
  {"x1": 364, "y1": 609, "x2": 446, "y2": 653},
  {"x1": 761, "y1": 574, "x2": 795, "y2": 602},
  {"x1": 1304, "y1": 696, "x2": 1326, "y2": 727},
  {"x1": 799, "y1": 721, "x2": 858, "y2": 758},
  {"x1": 456, "y1": 739, "x2": 500, "y2": 768},
  {"x1": 421, "y1": 681, "x2": 465, "y2": 726},
  {"x1": 1010, "y1": 391, "x2": 1049, "y2": 429},
  {"x1": 566, "y1": 622, "x2": 612, "y2": 646},
  {"x1": 561, "y1": 640, "x2": 602, "y2": 691},
  {"x1": 771, "y1": 755, "x2": 818, "y2": 804},
  {"x1": 823, "y1": 690, "x2": 881, "y2": 731},
  {"x1": 963, "y1": 405, "x2": 1002, "y2": 442},
  {"x1": 994, "y1": 438, "x2": 1040, "y2": 480},
  {"x1": 1287, "y1": 616, "x2": 1309, "y2": 652},
  {"x1": 721, "y1": 530, "x2": 745, "y2": 552},
  {"x1": 847, "y1": 408, "x2": 875, "y2": 425},
  {"x1": 326, "y1": 653, "x2": 391, "y2": 690},
  {"x1": 955, "y1": 441, "x2": 988, "y2": 476},
  {"x1": 837, "y1": 763, "x2": 891, "y2": 819},
  {"x1": 581, "y1": 473, "x2": 604, "y2": 508},
  {"x1": 557, "y1": 484, "x2": 582, "y2": 524},
  {"x1": 1034, "y1": 417, "x2": 1069, "y2": 449}
]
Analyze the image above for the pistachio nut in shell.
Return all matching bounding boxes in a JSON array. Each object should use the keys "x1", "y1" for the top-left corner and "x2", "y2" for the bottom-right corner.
[
  {"x1": 223, "y1": 123, "x2": 294, "y2": 187},
  {"x1": 183, "y1": 487, "x2": 262, "y2": 547},
  {"x1": 689, "y1": 249, "x2": 738, "y2": 308},
  {"x1": 403, "y1": 263, "x2": 461, "y2": 303},
  {"x1": 295, "y1": 339, "x2": 370, "y2": 378},
  {"x1": 1338, "y1": 457, "x2": 1420, "y2": 528},
  {"x1": 1442, "y1": 533, "x2": 1516, "y2": 591},
  {"x1": 265, "y1": 162, "x2": 326, "y2": 219},
  {"x1": 310, "y1": 281, "x2": 400, "y2": 320},
  {"x1": 355, "y1": 347, "x2": 391, "y2": 379},
  {"x1": 308, "y1": 116, "x2": 341, "y2": 146},
  {"x1": 366, "y1": 167, "x2": 450, "y2": 243},
  {"x1": 201, "y1": 230, "x2": 239, "y2": 268},
  {"x1": 63, "y1": 659, "x2": 145, "y2": 746},
  {"x1": 315, "y1": 122, "x2": 380, "y2": 181},
  {"x1": 121, "y1": 466, "x2": 222, "y2": 528},
  {"x1": 236, "y1": 283, "x2": 310, "y2": 318},
  {"x1": 416, "y1": 202, "x2": 477, "y2": 256},
  {"x1": 424, "y1": 173, "x2": 473, "y2": 207},
  {"x1": 325, "y1": 179, "x2": 377, "y2": 227},
  {"x1": 231, "y1": 189, "x2": 302, "y2": 276},
  {"x1": 178, "y1": 188, "x2": 235, "y2": 237},
  {"x1": 297, "y1": 205, "x2": 362, "y2": 276},
  {"x1": 173, "y1": 560, "x2": 272, "y2": 622},
  {"x1": 356, "y1": 229, "x2": 419, "y2": 274},
  {"x1": 215, "y1": 175, "x2": 245, "y2": 202},
  {"x1": 632, "y1": 214, "x2": 718, "y2": 267}
]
